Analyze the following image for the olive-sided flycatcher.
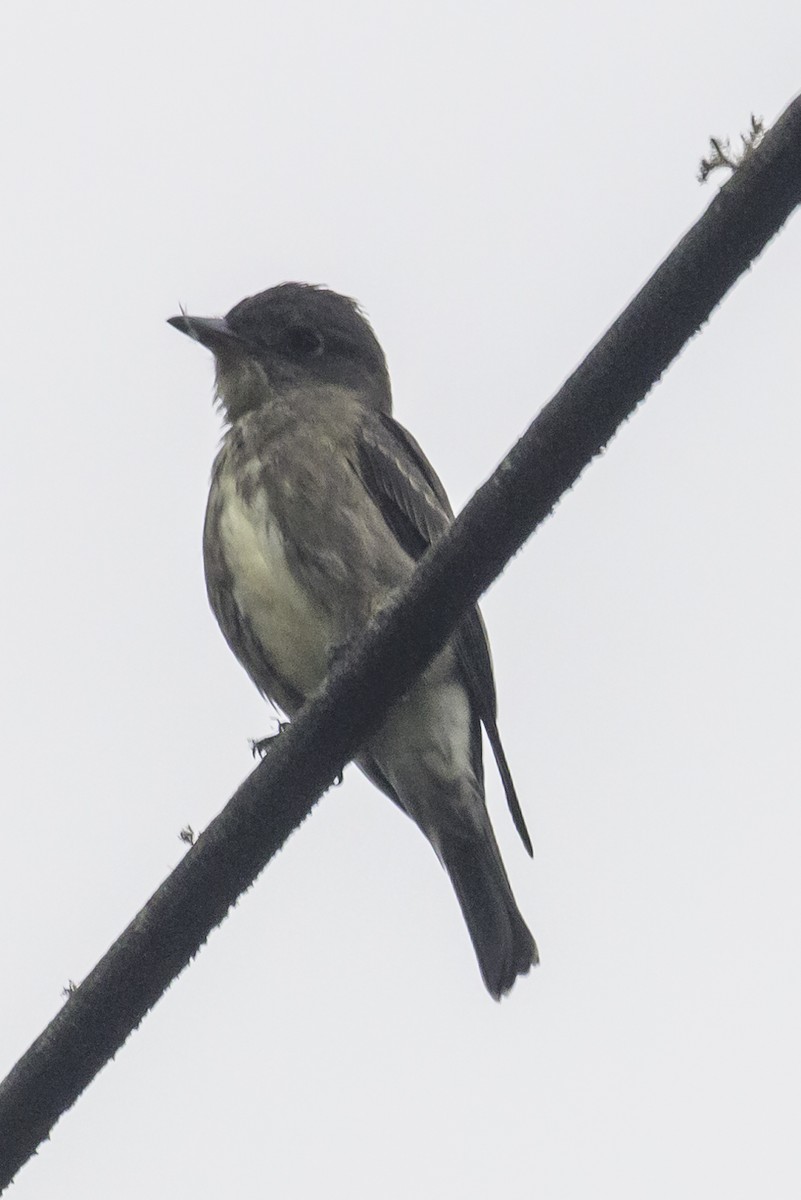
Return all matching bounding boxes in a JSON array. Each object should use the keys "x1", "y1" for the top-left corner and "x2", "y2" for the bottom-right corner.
[{"x1": 168, "y1": 284, "x2": 537, "y2": 999}]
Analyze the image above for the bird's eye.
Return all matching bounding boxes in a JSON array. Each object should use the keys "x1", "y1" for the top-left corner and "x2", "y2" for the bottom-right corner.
[{"x1": 282, "y1": 325, "x2": 324, "y2": 358}]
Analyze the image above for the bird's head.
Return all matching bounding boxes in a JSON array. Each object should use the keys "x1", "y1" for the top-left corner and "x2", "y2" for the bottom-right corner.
[{"x1": 168, "y1": 283, "x2": 392, "y2": 422}]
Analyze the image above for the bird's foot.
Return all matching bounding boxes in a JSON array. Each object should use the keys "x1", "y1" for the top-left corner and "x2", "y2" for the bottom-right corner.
[
  {"x1": 249, "y1": 722, "x2": 290, "y2": 759},
  {"x1": 250, "y1": 721, "x2": 343, "y2": 785}
]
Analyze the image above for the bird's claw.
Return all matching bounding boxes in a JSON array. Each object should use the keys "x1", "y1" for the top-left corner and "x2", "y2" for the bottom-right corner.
[{"x1": 250, "y1": 722, "x2": 290, "y2": 759}]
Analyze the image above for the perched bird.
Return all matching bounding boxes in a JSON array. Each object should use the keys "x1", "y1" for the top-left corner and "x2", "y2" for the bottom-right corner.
[{"x1": 168, "y1": 284, "x2": 537, "y2": 998}]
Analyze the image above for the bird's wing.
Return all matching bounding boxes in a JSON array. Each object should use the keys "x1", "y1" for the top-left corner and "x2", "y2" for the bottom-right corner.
[{"x1": 356, "y1": 412, "x2": 532, "y2": 856}]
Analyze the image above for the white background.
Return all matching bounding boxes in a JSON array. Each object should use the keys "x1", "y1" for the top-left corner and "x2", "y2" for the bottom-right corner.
[{"x1": 2, "y1": 3, "x2": 800, "y2": 1197}]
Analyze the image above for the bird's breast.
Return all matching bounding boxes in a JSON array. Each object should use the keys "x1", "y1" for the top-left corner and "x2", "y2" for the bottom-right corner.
[{"x1": 212, "y1": 462, "x2": 333, "y2": 697}]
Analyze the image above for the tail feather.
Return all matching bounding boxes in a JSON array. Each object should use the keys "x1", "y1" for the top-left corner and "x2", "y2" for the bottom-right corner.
[{"x1": 437, "y1": 825, "x2": 538, "y2": 1000}]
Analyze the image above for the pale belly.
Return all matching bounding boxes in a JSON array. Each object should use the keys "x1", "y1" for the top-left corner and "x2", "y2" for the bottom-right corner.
[{"x1": 216, "y1": 471, "x2": 333, "y2": 696}]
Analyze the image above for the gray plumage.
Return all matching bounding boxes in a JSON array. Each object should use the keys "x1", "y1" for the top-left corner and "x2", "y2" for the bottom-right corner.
[{"x1": 168, "y1": 283, "x2": 537, "y2": 999}]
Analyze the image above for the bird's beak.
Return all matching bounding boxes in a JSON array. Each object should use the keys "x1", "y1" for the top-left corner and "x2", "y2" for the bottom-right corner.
[{"x1": 167, "y1": 313, "x2": 241, "y2": 352}]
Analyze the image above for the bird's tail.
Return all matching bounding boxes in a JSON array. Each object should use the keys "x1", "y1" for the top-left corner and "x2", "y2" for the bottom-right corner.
[{"x1": 436, "y1": 820, "x2": 538, "y2": 1000}]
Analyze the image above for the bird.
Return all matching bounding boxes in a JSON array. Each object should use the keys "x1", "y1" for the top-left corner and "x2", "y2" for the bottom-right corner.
[{"x1": 168, "y1": 283, "x2": 537, "y2": 998}]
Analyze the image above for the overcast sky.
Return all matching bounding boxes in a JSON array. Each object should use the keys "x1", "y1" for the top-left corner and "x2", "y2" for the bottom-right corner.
[{"x1": 2, "y1": 2, "x2": 800, "y2": 1197}]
